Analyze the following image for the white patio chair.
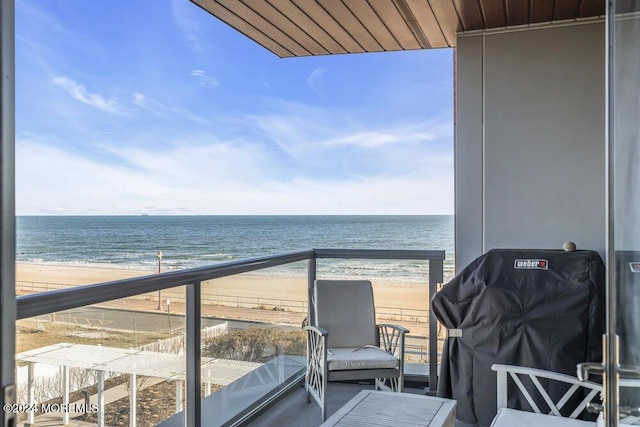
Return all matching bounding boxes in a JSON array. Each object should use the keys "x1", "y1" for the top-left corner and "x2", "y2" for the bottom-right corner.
[
  {"x1": 304, "y1": 279, "x2": 409, "y2": 421},
  {"x1": 491, "y1": 364, "x2": 640, "y2": 426},
  {"x1": 490, "y1": 364, "x2": 602, "y2": 426}
]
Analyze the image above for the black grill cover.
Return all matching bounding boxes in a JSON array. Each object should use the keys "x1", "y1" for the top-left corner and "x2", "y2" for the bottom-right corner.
[{"x1": 431, "y1": 249, "x2": 605, "y2": 426}]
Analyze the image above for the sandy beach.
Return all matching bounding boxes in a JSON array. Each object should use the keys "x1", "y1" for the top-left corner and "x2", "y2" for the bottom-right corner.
[
  {"x1": 16, "y1": 262, "x2": 430, "y2": 308},
  {"x1": 15, "y1": 262, "x2": 432, "y2": 334}
]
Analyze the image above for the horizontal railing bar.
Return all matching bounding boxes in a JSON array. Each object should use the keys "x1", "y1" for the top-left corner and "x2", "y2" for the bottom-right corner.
[
  {"x1": 17, "y1": 250, "x2": 314, "y2": 319},
  {"x1": 313, "y1": 248, "x2": 445, "y2": 260}
]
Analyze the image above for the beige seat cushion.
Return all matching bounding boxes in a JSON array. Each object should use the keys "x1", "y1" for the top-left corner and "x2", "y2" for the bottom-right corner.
[
  {"x1": 327, "y1": 347, "x2": 399, "y2": 371},
  {"x1": 491, "y1": 408, "x2": 596, "y2": 427}
]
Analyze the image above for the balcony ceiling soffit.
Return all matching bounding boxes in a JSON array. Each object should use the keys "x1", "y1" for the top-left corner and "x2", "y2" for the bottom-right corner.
[{"x1": 190, "y1": 0, "x2": 606, "y2": 58}]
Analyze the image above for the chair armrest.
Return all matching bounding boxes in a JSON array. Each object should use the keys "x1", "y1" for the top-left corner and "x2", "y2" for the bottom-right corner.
[
  {"x1": 304, "y1": 325, "x2": 328, "y2": 337},
  {"x1": 376, "y1": 324, "x2": 409, "y2": 360},
  {"x1": 377, "y1": 323, "x2": 410, "y2": 334},
  {"x1": 304, "y1": 325, "x2": 327, "y2": 411}
]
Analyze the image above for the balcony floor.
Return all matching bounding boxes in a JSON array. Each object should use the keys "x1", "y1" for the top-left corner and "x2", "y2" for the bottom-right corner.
[
  {"x1": 247, "y1": 381, "x2": 472, "y2": 427},
  {"x1": 248, "y1": 381, "x2": 370, "y2": 426},
  {"x1": 248, "y1": 381, "x2": 483, "y2": 427}
]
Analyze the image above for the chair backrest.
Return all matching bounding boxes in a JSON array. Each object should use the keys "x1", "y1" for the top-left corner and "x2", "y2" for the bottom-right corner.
[
  {"x1": 492, "y1": 364, "x2": 602, "y2": 419},
  {"x1": 313, "y1": 279, "x2": 377, "y2": 348},
  {"x1": 493, "y1": 364, "x2": 640, "y2": 424}
]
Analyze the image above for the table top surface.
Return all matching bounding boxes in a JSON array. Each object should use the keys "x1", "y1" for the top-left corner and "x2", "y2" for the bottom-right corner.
[{"x1": 321, "y1": 390, "x2": 456, "y2": 427}]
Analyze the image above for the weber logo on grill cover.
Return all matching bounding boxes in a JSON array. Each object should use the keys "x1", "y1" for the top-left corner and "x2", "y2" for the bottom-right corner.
[
  {"x1": 630, "y1": 262, "x2": 640, "y2": 273},
  {"x1": 514, "y1": 259, "x2": 549, "y2": 270}
]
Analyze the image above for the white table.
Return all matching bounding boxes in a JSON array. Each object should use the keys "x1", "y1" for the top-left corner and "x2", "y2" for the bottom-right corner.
[{"x1": 320, "y1": 390, "x2": 456, "y2": 427}]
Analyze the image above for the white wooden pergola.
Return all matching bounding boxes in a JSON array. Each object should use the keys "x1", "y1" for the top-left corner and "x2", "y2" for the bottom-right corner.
[{"x1": 16, "y1": 343, "x2": 260, "y2": 427}]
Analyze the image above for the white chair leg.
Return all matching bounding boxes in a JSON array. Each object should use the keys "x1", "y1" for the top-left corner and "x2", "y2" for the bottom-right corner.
[{"x1": 305, "y1": 327, "x2": 328, "y2": 420}]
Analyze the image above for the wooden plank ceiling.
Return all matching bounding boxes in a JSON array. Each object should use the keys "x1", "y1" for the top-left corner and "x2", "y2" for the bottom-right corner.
[{"x1": 190, "y1": 0, "x2": 605, "y2": 58}]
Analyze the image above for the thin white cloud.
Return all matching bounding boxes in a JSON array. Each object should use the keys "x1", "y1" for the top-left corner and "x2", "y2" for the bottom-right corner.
[
  {"x1": 51, "y1": 76, "x2": 123, "y2": 115},
  {"x1": 307, "y1": 67, "x2": 326, "y2": 96},
  {"x1": 326, "y1": 130, "x2": 434, "y2": 148},
  {"x1": 132, "y1": 91, "x2": 207, "y2": 123},
  {"x1": 132, "y1": 92, "x2": 168, "y2": 117},
  {"x1": 15, "y1": 1, "x2": 88, "y2": 73},
  {"x1": 190, "y1": 69, "x2": 219, "y2": 88},
  {"x1": 171, "y1": 0, "x2": 206, "y2": 52},
  {"x1": 246, "y1": 105, "x2": 452, "y2": 172}
]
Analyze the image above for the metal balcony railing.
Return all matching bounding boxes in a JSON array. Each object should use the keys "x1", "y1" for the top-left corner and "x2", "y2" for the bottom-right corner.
[{"x1": 16, "y1": 248, "x2": 445, "y2": 427}]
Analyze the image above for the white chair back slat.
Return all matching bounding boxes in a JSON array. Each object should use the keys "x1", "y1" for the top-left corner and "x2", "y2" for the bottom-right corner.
[
  {"x1": 569, "y1": 390, "x2": 600, "y2": 419},
  {"x1": 530, "y1": 374, "x2": 562, "y2": 416},
  {"x1": 556, "y1": 384, "x2": 581, "y2": 413},
  {"x1": 511, "y1": 372, "x2": 542, "y2": 413}
]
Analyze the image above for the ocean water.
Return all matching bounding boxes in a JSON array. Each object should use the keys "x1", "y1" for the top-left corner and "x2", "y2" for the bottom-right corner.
[{"x1": 16, "y1": 215, "x2": 454, "y2": 282}]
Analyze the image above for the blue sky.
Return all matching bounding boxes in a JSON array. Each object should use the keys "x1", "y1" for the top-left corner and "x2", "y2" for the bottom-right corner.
[{"x1": 15, "y1": 0, "x2": 454, "y2": 215}]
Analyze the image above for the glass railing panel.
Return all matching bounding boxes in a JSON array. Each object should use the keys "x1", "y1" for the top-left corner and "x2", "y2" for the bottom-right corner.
[
  {"x1": 15, "y1": 286, "x2": 187, "y2": 426},
  {"x1": 201, "y1": 261, "x2": 308, "y2": 329},
  {"x1": 197, "y1": 264, "x2": 308, "y2": 425},
  {"x1": 14, "y1": 250, "x2": 445, "y2": 425}
]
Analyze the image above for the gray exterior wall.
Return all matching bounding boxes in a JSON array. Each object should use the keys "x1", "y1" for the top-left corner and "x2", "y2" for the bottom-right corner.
[
  {"x1": 614, "y1": 16, "x2": 640, "y2": 251},
  {"x1": 455, "y1": 22, "x2": 606, "y2": 272}
]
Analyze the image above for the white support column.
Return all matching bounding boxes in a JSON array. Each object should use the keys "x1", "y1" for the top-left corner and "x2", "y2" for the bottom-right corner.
[
  {"x1": 129, "y1": 373, "x2": 136, "y2": 427},
  {"x1": 62, "y1": 365, "x2": 69, "y2": 425},
  {"x1": 175, "y1": 380, "x2": 183, "y2": 414},
  {"x1": 97, "y1": 370, "x2": 104, "y2": 427},
  {"x1": 205, "y1": 368, "x2": 211, "y2": 397},
  {"x1": 27, "y1": 362, "x2": 35, "y2": 424}
]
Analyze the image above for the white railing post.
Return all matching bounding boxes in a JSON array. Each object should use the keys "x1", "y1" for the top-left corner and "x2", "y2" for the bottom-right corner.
[
  {"x1": 175, "y1": 380, "x2": 182, "y2": 414},
  {"x1": 129, "y1": 373, "x2": 136, "y2": 427},
  {"x1": 97, "y1": 370, "x2": 104, "y2": 427},
  {"x1": 27, "y1": 362, "x2": 35, "y2": 424},
  {"x1": 205, "y1": 368, "x2": 211, "y2": 397},
  {"x1": 62, "y1": 365, "x2": 69, "y2": 425}
]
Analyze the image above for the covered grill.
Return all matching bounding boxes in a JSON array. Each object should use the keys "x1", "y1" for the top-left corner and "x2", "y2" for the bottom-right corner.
[{"x1": 432, "y1": 249, "x2": 605, "y2": 426}]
